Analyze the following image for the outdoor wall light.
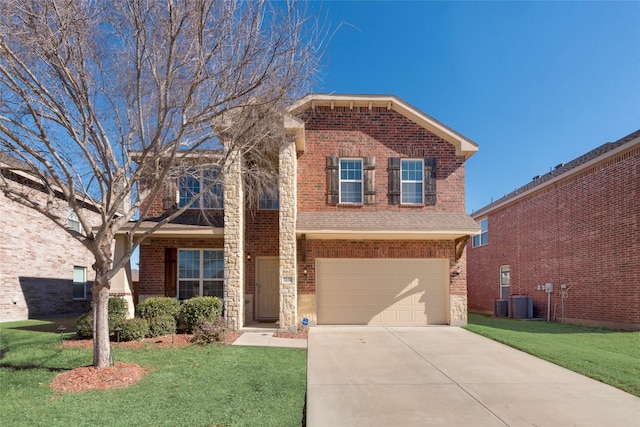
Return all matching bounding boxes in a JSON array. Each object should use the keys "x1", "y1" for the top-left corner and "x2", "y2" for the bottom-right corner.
[
  {"x1": 303, "y1": 268, "x2": 308, "y2": 275},
  {"x1": 246, "y1": 254, "x2": 251, "y2": 261}
]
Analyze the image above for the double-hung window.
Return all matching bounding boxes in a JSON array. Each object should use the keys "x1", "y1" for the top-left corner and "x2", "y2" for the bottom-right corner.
[
  {"x1": 178, "y1": 249, "x2": 224, "y2": 300},
  {"x1": 339, "y1": 158, "x2": 363, "y2": 204},
  {"x1": 178, "y1": 169, "x2": 224, "y2": 209},
  {"x1": 68, "y1": 206, "x2": 81, "y2": 232},
  {"x1": 401, "y1": 159, "x2": 424, "y2": 204},
  {"x1": 73, "y1": 266, "x2": 87, "y2": 300},
  {"x1": 472, "y1": 218, "x2": 488, "y2": 247}
]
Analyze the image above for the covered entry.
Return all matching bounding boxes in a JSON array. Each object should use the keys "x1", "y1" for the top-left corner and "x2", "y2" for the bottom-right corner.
[{"x1": 316, "y1": 258, "x2": 449, "y2": 325}]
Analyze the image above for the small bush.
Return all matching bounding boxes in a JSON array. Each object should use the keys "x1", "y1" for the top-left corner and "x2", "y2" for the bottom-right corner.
[
  {"x1": 180, "y1": 296, "x2": 222, "y2": 333},
  {"x1": 137, "y1": 297, "x2": 180, "y2": 320},
  {"x1": 192, "y1": 317, "x2": 227, "y2": 345},
  {"x1": 108, "y1": 297, "x2": 128, "y2": 321},
  {"x1": 148, "y1": 314, "x2": 177, "y2": 337},
  {"x1": 76, "y1": 313, "x2": 93, "y2": 339},
  {"x1": 116, "y1": 318, "x2": 149, "y2": 342}
]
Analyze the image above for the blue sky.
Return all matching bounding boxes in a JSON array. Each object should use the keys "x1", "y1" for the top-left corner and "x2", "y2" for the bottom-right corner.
[{"x1": 309, "y1": 1, "x2": 640, "y2": 213}]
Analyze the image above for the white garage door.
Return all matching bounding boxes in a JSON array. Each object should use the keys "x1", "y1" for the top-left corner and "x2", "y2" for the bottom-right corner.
[{"x1": 316, "y1": 258, "x2": 449, "y2": 326}]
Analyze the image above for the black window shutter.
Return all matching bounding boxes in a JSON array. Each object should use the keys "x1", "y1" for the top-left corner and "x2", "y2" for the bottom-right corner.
[
  {"x1": 388, "y1": 157, "x2": 400, "y2": 205},
  {"x1": 326, "y1": 155, "x2": 339, "y2": 205},
  {"x1": 363, "y1": 156, "x2": 376, "y2": 204},
  {"x1": 424, "y1": 157, "x2": 437, "y2": 206}
]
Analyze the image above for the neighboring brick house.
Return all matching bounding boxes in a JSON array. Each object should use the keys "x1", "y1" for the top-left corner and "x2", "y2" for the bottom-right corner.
[
  {"x1": 467, "y1": 130, "x2": 640, "y2": 331},
  {"x1": 116, "y1": 94, "x2": 479, "y2": 330},
  {"x1": 0, "y1": 153, "x2": 100, "y2": 321}
]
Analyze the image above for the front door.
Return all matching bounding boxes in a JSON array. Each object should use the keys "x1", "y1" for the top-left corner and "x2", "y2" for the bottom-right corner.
[{"x1": 256, "y1": 257, "x2": 279, "y2": 319}]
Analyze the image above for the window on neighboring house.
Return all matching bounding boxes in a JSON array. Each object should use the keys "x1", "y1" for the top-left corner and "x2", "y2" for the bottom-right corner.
[
  {"x1": 68, "y1": 206, "x2": 81, "y2": 232},
  {"x1": 339, "y1": 158, "x2": 363, "y2": 204},
  {"x1": 472, "y1": 218, "x2": 488, "y2": 247},
  {"x1": 401, "y1": 159, "x2": 423, "y2": 204},
  {"x1": 178, "y1": 169, "x2": 224, "y2": 209},
  {"x1": 259, "y1": 185, "x2": 279, "y2": 210},
  {"x1": 73, "y1": 266, "x2": 87, "y2": 300},
  {"x1": 500, "y1": 265, "x2": 510, "y2": 299},
  {"x1": 177, "y1": 249, "x2": 224, "y2": 300}
]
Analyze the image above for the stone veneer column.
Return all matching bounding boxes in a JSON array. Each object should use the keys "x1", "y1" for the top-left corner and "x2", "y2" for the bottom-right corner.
[
  {"x1": 279, "y1": 140, "x2": 297, "y2": 331},
  {"x1": 223, "y1": 147, "x2": 244, "y2": 330},
  {"x1": 450, "y1": 294, "x2": 468, "y2": 326}
]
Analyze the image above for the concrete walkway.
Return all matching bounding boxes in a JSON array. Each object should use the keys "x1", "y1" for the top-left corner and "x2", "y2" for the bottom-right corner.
[
  {"x1": 232, "y1": 328, "x2": 307, "y2": 348},
  {"x1": 306, "y1": 326, "x2": 639, "y2": 427}
]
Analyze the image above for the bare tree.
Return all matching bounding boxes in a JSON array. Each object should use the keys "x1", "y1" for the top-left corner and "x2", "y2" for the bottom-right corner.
[{"x1": 0, "y1": 0, "x2": 319, "y2": 368}]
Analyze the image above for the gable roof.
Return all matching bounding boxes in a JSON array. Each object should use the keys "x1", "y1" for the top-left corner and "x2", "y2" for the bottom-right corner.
[
  {"x1": 288, "y1": 93, "x2": 479, "y2": 159},
  {"x1": 472, "y1": 129, "x2": 640, "y2": 218}
]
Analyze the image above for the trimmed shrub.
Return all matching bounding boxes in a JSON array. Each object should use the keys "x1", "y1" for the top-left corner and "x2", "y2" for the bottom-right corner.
[
  {"x1": 116, "y1": 318, "x2": 150, "y2": 342},
  {"x1": 180, "y1": 296, "x2": 222, "y2": 333},
  {"x1": 137, "y1": 297, "x2": 180, "y2": 321},
  {"x1": 76, "y1": 312, "x2": 93, "y2": 339},
  {"x1": 192, "y1": 317, "x2": 227, "y2": 345},
  {"x1": 108, "y1": 297, "x2": 128, "y2": 320},
  {"x1": 148, "y1": 314, "x2": 177, "y2": 338},
  {"x1": 75, "y1": 297, "x2": 129, "y2": 339}
]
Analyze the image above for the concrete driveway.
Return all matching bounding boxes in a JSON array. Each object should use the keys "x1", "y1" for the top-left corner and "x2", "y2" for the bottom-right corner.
[{"x1": 306, "y1": 326, "x2": 639, "y2": 427}]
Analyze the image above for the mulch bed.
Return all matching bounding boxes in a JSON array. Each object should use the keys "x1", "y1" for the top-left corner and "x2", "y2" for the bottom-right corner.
[{"x1": 53, "y1": 329, "x2": 307, "y2": 394}]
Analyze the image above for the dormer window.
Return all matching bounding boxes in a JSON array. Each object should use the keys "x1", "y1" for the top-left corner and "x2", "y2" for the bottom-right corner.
[{"x1": 178, "y1": 168, "x2": 224, "y2": 209}]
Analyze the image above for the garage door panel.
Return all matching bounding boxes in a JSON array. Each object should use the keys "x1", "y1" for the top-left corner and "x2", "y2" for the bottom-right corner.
[{"x1": 317, "y1": 259, "x2": 448, "y2": 326}]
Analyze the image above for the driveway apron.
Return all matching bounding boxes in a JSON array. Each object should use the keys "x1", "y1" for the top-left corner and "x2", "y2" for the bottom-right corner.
[{"x1": 306, "y1": 326, "x2": 639, "y2": 427}]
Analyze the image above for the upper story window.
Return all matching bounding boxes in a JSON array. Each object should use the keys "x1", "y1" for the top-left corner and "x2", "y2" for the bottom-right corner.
[
  {"x1": 178, "y1": 168, "x2": 223, "y2": 209},
  {"x1": 68, "y1": 206, "x2": 81, "y2": 232},
  {"x1": 259, "y1": 186, "x2": 279, "y2": 210},
  {"x1": 401, "y1": 159, "x2": 424, "y2": 204},
  {"x1": 472, "y1": 218, "x2": 488, "y2": 247},
  {"x1": 339, "y1": 158, "x2": 363, "y2": 204}
]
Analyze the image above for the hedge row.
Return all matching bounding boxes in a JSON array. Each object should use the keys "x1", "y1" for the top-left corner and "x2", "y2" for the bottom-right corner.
[{"x1": 76, "y1": 296, "x2": 223, "y2": 342}]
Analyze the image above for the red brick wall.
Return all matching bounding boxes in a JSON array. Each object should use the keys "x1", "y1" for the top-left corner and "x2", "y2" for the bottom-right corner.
[
  {"x1": 139, "y1": 238, "x2": 224, "y2": 296},
  {"x1": 245, "y1": 209, "x2": 279, "y2": 295},
  {"x1": 296, "y1": 106, "x2": 466, "y2": 212},
  {"x1": 297, "y1": 239, "x2": 464, "y2": 296},
  {"x1": 468, "y1": 145, "x2": 640, "y2": 329}
]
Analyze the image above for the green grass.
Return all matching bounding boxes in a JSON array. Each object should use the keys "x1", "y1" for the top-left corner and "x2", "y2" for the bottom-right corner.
[
  {"x1": 465, "y1": 313, "x2": 640, "y2": 397},
  {"x1": 0, "y1": 320, "x2": 306, "y2": 427}
]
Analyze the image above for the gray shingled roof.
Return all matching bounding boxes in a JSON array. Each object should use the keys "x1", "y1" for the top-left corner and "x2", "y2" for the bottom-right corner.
[
  {"x1": 297, "y1": 211, "x2": 479, "y2": 233},
  {"x1": 473, "y1": 129, "x2": 640, "y2": 217}
]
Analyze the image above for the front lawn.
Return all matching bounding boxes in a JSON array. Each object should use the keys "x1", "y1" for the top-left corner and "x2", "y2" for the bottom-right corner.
[
  {"x1": 466, "y1": 313, "x2": 640, "y2": 397},
  {"x1": 0, "y1": 319, "x2": 306, "y2": 426}
]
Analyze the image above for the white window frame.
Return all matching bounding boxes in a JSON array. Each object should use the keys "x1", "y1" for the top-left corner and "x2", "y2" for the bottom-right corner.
[
  {"x1": 400, "y1": 159, "x2": 424, "y2": 204},
  {"x1": 339, "y1": 158, "x2": 363, "y2": 204},
  {"x1": 500, "y1": 265, "x2": 510, "y2": 299},
  {"x1": 178, "y1": 168, "x2": 224, "y2": 210},
  {"x1": 177, "y1": 249, "x2": 224, "y2": 300},
  {"x1": 68, "y1": 206, "x2": 81, "y2": 232},
  {"x1": 473, "y1": 218, "x2": 488, "y2": 247},
  {"x1": 73, "y1": 266, "x2": 87, "y2": 300}
]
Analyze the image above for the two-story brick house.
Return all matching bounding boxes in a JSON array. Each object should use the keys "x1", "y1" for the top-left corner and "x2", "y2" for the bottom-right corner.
[
  {"x1": 116, "y1": 94, "x2": 479, "y2": 330},
  {"x1": 1, "y1": 153, "x2": 100, "y2": 321},
  {"x1": 467, "y1": 130, "x2": 640, "y2": 330}
]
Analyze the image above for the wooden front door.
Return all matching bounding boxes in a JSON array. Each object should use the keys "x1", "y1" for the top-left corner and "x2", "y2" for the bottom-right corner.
[{"x1": 256, "y1": 258, "x2": 279, "y2": 319}]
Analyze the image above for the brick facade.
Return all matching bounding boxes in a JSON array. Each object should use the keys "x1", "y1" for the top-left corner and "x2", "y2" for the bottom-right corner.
[
  {"x1": 468, "y1": 131, "x2": 640, "y2": 330},
  {"x1": 0, "y1": 179, "x2": 97, "y2": 321}
]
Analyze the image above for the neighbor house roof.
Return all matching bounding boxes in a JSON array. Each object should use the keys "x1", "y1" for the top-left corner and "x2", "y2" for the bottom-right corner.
[
  {"x1": 472, "y1": 129, "x2": 640, "y2": 219},
  {"x1": 297, "y1": 211, "x2": 479, "y2": 240},
  {"x1": 288, "y1": 94, "x2": 479, "y2": 159}
]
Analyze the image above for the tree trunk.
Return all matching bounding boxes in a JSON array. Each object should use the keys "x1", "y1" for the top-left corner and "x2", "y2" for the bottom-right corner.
[{"x1": 92, "y1": 278, "x2": 111, "y2": 369}]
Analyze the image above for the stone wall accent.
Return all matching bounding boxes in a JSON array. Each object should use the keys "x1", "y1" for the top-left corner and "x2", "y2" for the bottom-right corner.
[
  {"x1": 449, "y1": 294, "x2": 468, "y2": 326},
  {"x1": 223, "y1": 148, "x2": 244, "y2": 330},
  {"x1": 279, "y1": 140, "x2": 298, "y2": 330}
]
